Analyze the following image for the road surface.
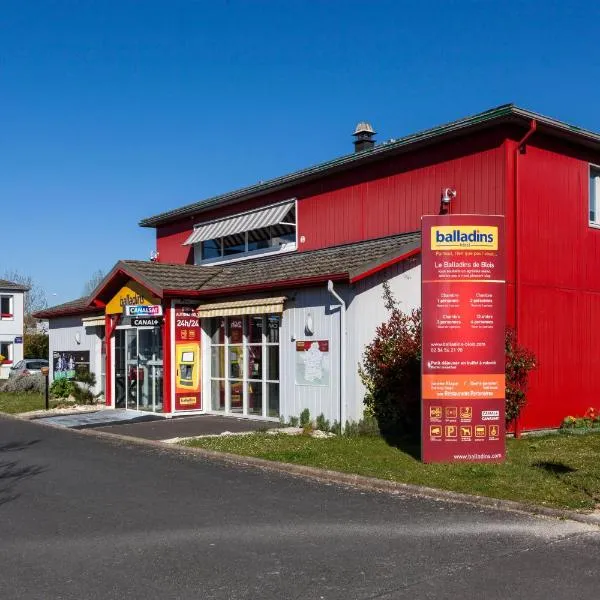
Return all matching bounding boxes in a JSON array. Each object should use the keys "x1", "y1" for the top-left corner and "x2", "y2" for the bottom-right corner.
[{"x1": 0, "y1": 416, "x2": 598, "y2": 599}]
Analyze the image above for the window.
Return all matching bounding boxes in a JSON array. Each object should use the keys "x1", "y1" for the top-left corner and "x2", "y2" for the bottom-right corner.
[
  {"x1": 0, "y1": 295, "x2": 13, "y2": 319},
  {"x1": 195, "y1": 205, "x2": 297, "y2": 263},
  {"x1": 0, "y1": 342, "x2": 13, "y2": 364},
  {"x1": 207, "y1": 314, "x2": 280, "y2": 418},
  {"x1": 590, "y1": 166, "x2": 600, "y2": 227}
]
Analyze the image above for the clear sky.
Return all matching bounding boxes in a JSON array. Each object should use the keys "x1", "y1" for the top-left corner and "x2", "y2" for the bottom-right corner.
[{"x1": 2, "y1": 0, "x2": 599, "y2": 306}]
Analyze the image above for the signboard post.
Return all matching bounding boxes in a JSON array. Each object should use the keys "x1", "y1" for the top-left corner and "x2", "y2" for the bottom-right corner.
[{"x1": 421, "y1": 215, "x2": 506, "y2": 463}]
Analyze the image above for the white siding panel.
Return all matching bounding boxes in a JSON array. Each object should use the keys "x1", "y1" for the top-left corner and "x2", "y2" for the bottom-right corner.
[{"x1": 346, "y1": 256, "x2": 421, "y2": 422}]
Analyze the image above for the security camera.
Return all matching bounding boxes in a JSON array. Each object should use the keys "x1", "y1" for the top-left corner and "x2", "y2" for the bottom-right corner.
[{"x1": 441, "y1": 188, "x2": 457, "y2": 204}]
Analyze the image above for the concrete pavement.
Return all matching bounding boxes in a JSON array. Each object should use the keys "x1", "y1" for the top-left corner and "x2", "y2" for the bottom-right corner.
[{"x1": 0, "y1": 415, "x2": 598, "y2": 599}]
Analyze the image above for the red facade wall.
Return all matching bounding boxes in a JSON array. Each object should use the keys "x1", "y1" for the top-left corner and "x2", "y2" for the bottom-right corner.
[{"x1": 514, "y1": 138, "x2": 600, "y2": 429}]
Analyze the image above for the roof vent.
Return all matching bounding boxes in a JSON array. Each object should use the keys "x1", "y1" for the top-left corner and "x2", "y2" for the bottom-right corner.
[{"x1": 353, "y1": 121, "x2": 376, "y2": 152}]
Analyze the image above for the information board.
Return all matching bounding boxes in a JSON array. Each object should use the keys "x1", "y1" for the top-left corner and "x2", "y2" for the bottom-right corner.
[{"x1": 421, "y1": 215, "x2": 506, "y2": 463}]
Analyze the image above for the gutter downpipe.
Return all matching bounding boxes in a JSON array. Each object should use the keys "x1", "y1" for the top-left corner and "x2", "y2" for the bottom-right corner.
[
  {"x1": 514, "y1": 119, "x2": 537, "y2": 438},
  {"x1": 327, "y1": 280, "x2": 346, "y2": 433}
]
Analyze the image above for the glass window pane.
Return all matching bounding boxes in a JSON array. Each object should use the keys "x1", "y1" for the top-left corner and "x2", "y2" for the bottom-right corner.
[
  {"x1": 230, "y1": 381, "x2": 243, "y2": 412},
  {"x1": 247, "y1": 345, "x2": 262, "y2": 380},
  {"x1": 227, "y1": 317, "x2": 244, "y2": 344},
  {"x1": 229, "y1": 345, "x2": 243, "y2": 379},
  {"x1": 266, "y1": 314, "x2": 280, "y2": 343},
  {"x1": 271, "y1": 224, "x2": 296, "y2": 247},
  {"x1": 0, "y1": 296, "x2": 11, "y2": 314},
  {"x1": 211, "y1": 380, "x2": 225, "y2": 412},
  {"x1": 248, "y1": 382, "x2": 263, "y2": 416},
  {"x1": 591, "y1": 169, "x2": 599, "y2": 223},
  {"x1": 223, "y1": 233, "x2": 246, "y2": 256},
  {"x1": 267, "y1": 382, "x2": 279, "y2": 418},
  {"x1": 247, "y1": 228, "x2": 271, "y2": 252},
  {"x1": 267, "y1": 346, "x2": 279, "y2": 381},
  {"x1": 211, "y1": 346, "x2": 225, "y2": 378},
  {"x1": 208, "y1": 318, "x2": 225, "y2": 344},
  {"x1": 201, "y1": 238, "x2": 222, "y2": 259},
  {"x1": 247, "y1": 315, "x2": 263, "y2": 343}
]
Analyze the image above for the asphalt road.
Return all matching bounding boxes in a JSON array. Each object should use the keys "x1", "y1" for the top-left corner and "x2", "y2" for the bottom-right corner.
[{"x1": 0, "y1": 416, "x2": 599, "y2": 600}]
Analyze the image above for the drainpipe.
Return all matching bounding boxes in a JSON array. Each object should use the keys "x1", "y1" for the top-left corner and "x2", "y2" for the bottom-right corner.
[
  {"x1": 513, "y1": 119, "x2": 537, "y2": 438},
  {"x1": 327, "y1": 280, "x2": 346, "y2": 433}
]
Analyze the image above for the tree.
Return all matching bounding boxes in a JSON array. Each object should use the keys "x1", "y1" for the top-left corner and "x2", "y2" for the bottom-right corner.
[
  {"x1": 24, "y1": 332, "x2": 49, "y2": 360},
  {"x1": 82, "y1": 269, "x2": 106, "y2": 296},
  {"x1": 2, "y1": 270, "x2": 48, "y2": 330}
]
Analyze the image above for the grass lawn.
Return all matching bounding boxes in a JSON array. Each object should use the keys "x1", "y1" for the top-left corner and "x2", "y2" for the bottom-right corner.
[
  {"x1": 183, "y1": 431, "x2": 600, "y2": 510},
  {"x1": 0, "y1": 392, "x2": 57, "y2": 414}
]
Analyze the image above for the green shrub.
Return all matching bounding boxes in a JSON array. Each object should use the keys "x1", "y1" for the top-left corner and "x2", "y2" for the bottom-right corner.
[
  {"x1": 23, "y1": 333, "x2": 49, "y2": 360},
  {"x1": 299, "y1": 408, "x2": 311, "y2": 428},
  {"x1": 316, "y1": 413, "x2": 330, "y2": 432},
  {"x1": 71, "y1": 371, "x2": 97, "y2": 405},
  {"x1": 50, "y1": 378, "x2": 76, "y2": 398},
  {"x1": 288, "y1": 416, "x2": 299, "y2": 427},
  {"x1": 505, "y1": 329, "x2": 537, "y2": 426}
]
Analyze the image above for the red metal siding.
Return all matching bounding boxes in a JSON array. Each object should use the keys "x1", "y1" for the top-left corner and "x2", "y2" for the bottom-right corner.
[
  {"x1": 517, "y1": 140, "x2": 600, "y2": 429},
  {"x1": 298, "y1": 131, "x2": 507, "y2": 250},
  {"x1": 157, "y1": 221, "x2": 195, "y2": 264}
]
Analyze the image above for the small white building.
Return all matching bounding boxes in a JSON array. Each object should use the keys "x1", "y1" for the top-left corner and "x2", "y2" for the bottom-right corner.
[{"x1": 0, "y1": 279, "x2": 28, "y2": 379}]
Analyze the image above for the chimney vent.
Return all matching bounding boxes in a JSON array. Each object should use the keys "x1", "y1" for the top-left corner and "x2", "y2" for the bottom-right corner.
[{"x1": 353, "y1": 121, "x2": 376, "y2": 152}]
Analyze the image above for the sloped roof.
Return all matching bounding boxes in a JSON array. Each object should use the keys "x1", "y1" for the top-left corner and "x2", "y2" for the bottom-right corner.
[
  {"x1": 110, "y1": 231, "x2": 421, "y2": 296},
  {"x1": 139, "y1": 104, "x2": 600, "y2": 228},
  {"x1": 33, "y1": 296, "x2": 102, "y2": 319},
  {"x1": 0, "y1": 279, "x2": 30, "y2": 292}
]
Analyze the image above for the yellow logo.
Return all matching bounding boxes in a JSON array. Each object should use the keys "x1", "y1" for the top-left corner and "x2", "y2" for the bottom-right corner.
[{"x1": 431, "y1": 226, "x2": 498, "y2": 250}]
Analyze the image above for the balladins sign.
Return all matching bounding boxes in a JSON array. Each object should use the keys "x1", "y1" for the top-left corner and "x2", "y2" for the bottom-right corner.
[{"x1": 421, "y1": 214, "x2": 506, "y2": 464}]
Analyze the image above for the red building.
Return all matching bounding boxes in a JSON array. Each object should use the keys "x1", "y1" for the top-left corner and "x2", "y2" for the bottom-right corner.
[{"x1": 37, "y1": 104, "x2": 600, "y2": 431}]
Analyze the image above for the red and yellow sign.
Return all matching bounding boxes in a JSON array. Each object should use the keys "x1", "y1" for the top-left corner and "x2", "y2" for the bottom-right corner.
[
  {"x1": 174, "y1": 305, "x2": 201, "y2": 411},
  {"x1": 106, "y1": 280, "x2": 160, "y2": 315},
  {"x1": 421, "y1": 215, "x2": 506, "y2": 463}
]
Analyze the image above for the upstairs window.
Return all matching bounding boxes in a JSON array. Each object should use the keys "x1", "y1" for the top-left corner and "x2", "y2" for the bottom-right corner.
[
  {"x1": 590, "y1": 166, "x2": 600, "y2": 227},
  {"x1": 185, "y1": 200, "x2": 297, "y2": 264},
  {"x1": 0, "y1": 295, "x2": 13, "y2": 319}
]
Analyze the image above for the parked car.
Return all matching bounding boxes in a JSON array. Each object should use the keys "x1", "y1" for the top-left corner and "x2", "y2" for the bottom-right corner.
[{"x1": 8, "y1": 359, "x2": 49, "y2": 378}]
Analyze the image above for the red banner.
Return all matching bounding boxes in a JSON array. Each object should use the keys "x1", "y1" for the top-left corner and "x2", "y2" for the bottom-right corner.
[
  {"x1": 421, "y1": 215, "x2": 506, "y2": 463},
  {"x1": 174, "y1": 305, "x2": 201, "y2": 411}
]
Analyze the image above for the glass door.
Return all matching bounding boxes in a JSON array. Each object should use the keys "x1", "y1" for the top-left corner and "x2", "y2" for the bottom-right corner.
[{"x1": 114, "y1": 327, "x2": 163, "y2": 412}]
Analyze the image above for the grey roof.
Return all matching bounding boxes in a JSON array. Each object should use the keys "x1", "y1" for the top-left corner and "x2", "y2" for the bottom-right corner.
[
  {"x1": 139, "y1": 104, "x2": 600, "y2": 228},
  {"x1": 0, "y1": 279, "x2": 29, "y2": 292},
  {"x1": 33, "y1": 296, "x2": 101, "y2": 319},
  {"x1": 118, "y1": 231, "x2": 421, "y2": 294}
]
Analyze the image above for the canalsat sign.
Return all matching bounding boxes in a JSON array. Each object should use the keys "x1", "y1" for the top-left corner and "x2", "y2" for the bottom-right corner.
[
  {"x1": 421, "y1": 214, "x2": 506, "y2": 464},
  {"x1": 124, "y1": 304, "x2": 163, "y2": 317}
]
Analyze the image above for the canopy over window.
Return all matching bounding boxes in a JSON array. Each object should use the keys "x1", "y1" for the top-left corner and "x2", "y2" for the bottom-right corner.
[
  {"x1": 184, "y1": 201, "x2": 295, "y2": 246},
  {"x1": 197, "y1": 296, "x2": 286, "y2": 318}
]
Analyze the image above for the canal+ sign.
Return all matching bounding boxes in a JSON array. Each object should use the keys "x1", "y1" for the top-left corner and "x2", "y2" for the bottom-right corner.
[{"x1": 124, "y1": 304, "x2": 163, "y2": 317}]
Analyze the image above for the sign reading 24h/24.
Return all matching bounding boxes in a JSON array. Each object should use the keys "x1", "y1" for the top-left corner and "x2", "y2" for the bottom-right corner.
[{"x1": 421, "y1": 215, "x2": 506, "y2": 463}]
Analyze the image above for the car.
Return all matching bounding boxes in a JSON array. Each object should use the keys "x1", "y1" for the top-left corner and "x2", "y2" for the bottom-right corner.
[{"x1": 8, "y1": 359, "x2": 49, "y2": 378}]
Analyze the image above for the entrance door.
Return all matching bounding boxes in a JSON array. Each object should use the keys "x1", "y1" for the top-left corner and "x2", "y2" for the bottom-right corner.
[{"x1": 114, "y1": 327, "x2": 163, "y2": 412}]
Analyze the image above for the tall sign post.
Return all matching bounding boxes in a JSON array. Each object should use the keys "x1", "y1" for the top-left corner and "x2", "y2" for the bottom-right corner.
[{"x1": 421, "y1": 215, "x2": 506, "y2": 463}]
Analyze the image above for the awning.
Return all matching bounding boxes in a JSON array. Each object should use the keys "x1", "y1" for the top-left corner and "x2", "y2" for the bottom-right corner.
[
  {"x1": 82, "y1": 316, "x2": 105, "y2": 327},
  {"x1": 183, "y1": 200, "x2": 295, "y2": 246},
  {"x1": 197, "y1": 296, "x2": 286, "y2": 318}
]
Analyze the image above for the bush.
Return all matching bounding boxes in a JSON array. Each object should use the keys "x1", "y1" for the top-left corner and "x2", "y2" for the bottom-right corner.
[
  {"x1": 505, "y1": 329, "x2": 536, "y2": 426},
  {"x1": 71, "y1": 370, "x2": 97, "y2": 405},
  {"x1": 316, "y1": 413, "x2": 330, "y2": 432},
  {"x1": 50, "y1": 378, "x2": 76, "y2": 399},
  {"x1": 0, "y1": 374, "x2": 45, "y2": 394},
  {"x1": 299, "y1": 408, "x2": 311, "y2": 429},
  {"x1": 23, "y1": 333, "x2": 49, "y2": 360},
  {"x1": 359, "y1": 282, "x2": 422, "y2": 437}
]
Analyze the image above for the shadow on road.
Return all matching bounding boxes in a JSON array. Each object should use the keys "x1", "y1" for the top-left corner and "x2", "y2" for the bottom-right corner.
[{"x1": 0, "y1": 439, "x2": 45, "y2": 507}]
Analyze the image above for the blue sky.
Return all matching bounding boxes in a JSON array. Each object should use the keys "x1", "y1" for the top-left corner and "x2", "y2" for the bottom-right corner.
[{"x1": 2, "y1": 0, "x2": 599, "y2": 305}]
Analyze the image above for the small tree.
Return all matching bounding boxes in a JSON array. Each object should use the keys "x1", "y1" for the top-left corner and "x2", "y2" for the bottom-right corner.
[
  {"x1": 82, "y1": 269, "x2": 106, "y2": 296},
  {"x1": 505, "y1": 329, "x2": 536, "y2": 427},
  {"x1": 24, "y1": 332, "x2": 49, "y2": 360},
  {"x1": 359, "y1": 283, "x2": 422, "y2": 436}
]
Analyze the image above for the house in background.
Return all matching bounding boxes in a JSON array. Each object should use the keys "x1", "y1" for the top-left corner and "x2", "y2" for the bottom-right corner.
[
  {"x1": 0, "y1": 279, "x2": 28, "y2": 379},
  {"x1": 35, "y1": 104, "x2": 600, "y2": 431}
]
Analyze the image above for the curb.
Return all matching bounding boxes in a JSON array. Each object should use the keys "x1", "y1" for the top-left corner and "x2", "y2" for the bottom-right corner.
[{"x1": 7, "y1": 412, "x2": 600, "y2": 527}]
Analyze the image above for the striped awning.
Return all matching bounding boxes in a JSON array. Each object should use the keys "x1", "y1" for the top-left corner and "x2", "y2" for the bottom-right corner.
[
  {"x1": 197, "y1": 296, "x2": 286, "y2": 318},
  {"x1": 82, "y1": 316, "x2": 105, "y2": 327},
  {"x1": 183, "y1": 200, "x2": 295, "y2": 246}
]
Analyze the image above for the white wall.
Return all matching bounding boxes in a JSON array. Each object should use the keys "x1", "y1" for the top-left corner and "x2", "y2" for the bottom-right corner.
[
  {"x1": 0, "y1": 290, "x2": 25, "y2": 379},
  {"x1": 346, "y1": 256, "x2": 422, "y2": 422},
  {"x1": 48, "y1": 315, "x2": 103, "y2": 394}
]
